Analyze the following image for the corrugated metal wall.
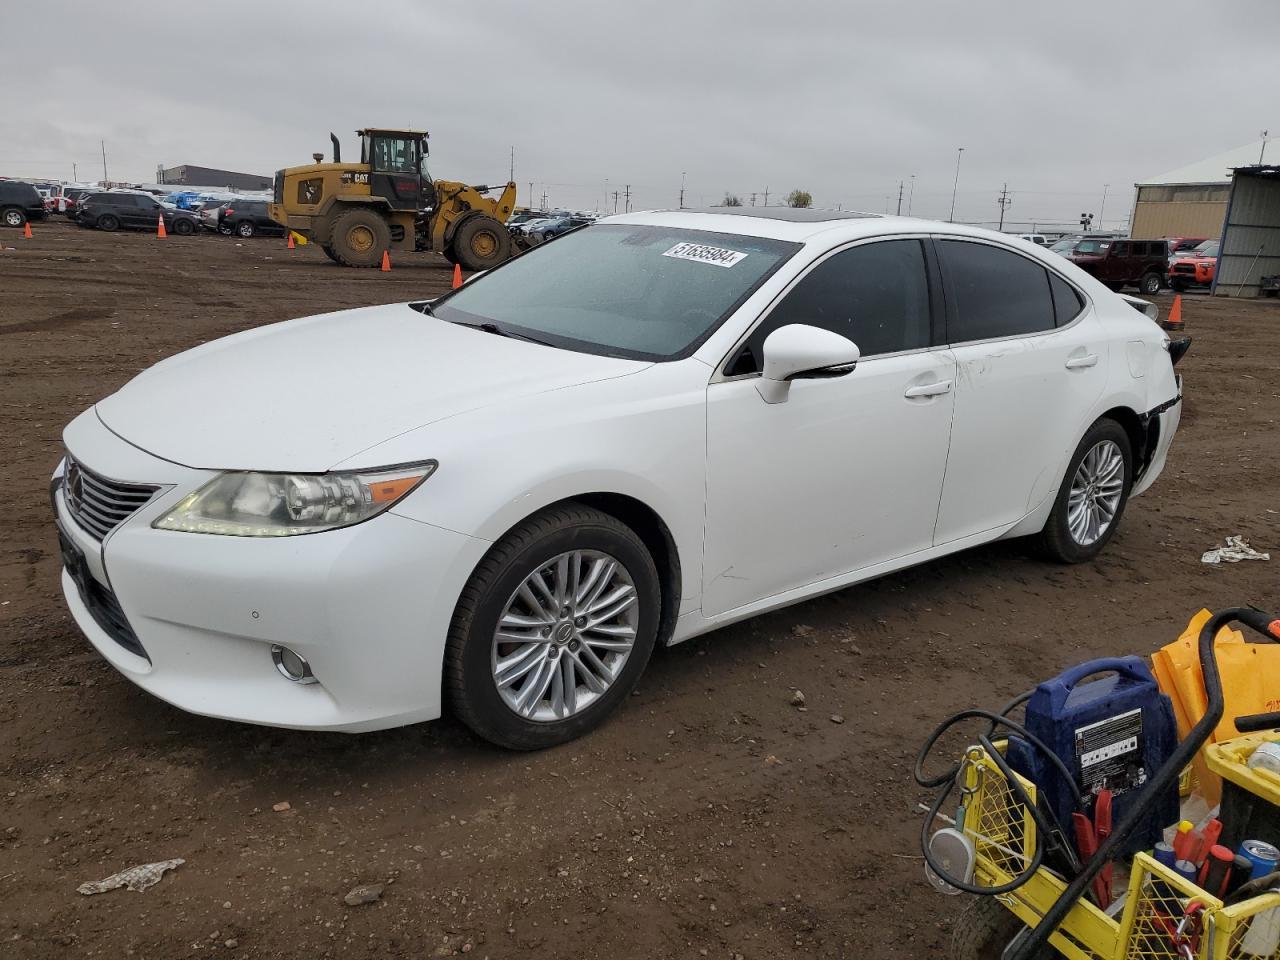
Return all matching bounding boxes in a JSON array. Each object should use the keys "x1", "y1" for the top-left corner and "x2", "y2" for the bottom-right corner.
[
  {"x1": 1215, "y1": 174, "x2": 1280, "y2": 298},
  {"x1": 1131, "y1": 201, "x2": 1228, "y2": 239}
]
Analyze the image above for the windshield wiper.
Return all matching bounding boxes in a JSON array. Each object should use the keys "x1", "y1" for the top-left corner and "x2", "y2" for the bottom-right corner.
[{"x1": 470, "y1": 321, "x2": 556, "y2": 348}]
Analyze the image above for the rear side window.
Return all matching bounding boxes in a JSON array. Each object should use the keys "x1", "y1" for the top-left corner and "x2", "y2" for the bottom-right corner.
[
  {"x1": 1048, "y1": 273, "x2": 1085, "y2": 327},
  {"x1": 937, "y1": 240, "x2": 1056, "y2": 342},
  {"x1": 727, "y1": 238, "x2": 932, "y2": 374},
  {"x1": 1111, "y1": 241, "x2": 1131, "y2": 257}
]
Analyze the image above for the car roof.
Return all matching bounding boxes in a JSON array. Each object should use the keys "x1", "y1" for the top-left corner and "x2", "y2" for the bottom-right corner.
[{"x1": 600, "y1": 208, "x2": 1040, "y2": 246}]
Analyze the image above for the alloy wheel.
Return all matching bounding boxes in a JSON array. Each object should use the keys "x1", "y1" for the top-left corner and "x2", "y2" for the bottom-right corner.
[
  {"x1": 3, "y1": 209, "x2": 22, "y2": 227},
  {"x1": 1067, "y1": 439, "x2": 1124, "y2": 546},
  {"x1": 491, "y1": 550, "x2": 639, "y2": 722}
]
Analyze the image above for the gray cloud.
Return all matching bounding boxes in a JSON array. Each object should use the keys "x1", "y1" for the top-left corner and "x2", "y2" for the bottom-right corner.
[{"x1": 6, "y1": 0, "x2": 1277, "y2": 228}]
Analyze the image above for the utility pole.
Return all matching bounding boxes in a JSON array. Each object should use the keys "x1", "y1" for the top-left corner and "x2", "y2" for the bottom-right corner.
[
  {"x1": 948, "y1": 147, "x2": 964, "y2": 222},
  {"x1": 679, "y1": 171, "x2": 686, "y2": 209},
  {"x1": 509, "y1": 146, "x2": 515, "y2": 183},
  {"x1": 896, "y1": 180, "x2": 904, "y2": 216},
  {"x1": 540, "y1": 188, "x2": 548, "y2": 211},
  {"x1": 72, "y1": 162, "x2": 78, "y2": 182},
  {"x1": 908, "y1": 174, "x2": 915, "y2": 216},
  {"x1": 612, "y1": 190, "x2": 620, "y2": 214},
  {"x1": 528, "y1": 181, "x2": 534, "y2": 209},
  {"x1": 1260, "y1": 130, "x2": 1269, "y2": 164},
  {"x1": 750, "y1": 192, "x2": 759, "y2": 207},
  {"x1": 763, "y1": 186, "x2": 769, "y2": 207},
  {"x1": 1098, "y1": 184, "x2": 1109, "y2": 229},
  {"x1": 623, "y1": 184, "x2": 631, "y2": 212},
  {"x1": 100, "y1": 140, "x2": 108, "y2": 184},
  {"x1": 996, "y1": 183, "x2": 1012, "y2": 231}
]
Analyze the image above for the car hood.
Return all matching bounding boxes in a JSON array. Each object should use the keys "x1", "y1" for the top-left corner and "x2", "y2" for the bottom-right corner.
[{"x1": 95, "y1": 302, "x2": 650, "y2": 472}]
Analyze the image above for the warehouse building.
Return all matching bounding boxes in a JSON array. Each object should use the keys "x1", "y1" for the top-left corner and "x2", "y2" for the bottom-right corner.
[
  {"x1": 1129, "y1": 138, "x2": 1270, "y2": 240},
  {"x1": 156, "y1": 164, "x2": 272, "y2": 192},
  {"x1": 1214, "y1": 164, "x2": 1280, "y2": 299}
]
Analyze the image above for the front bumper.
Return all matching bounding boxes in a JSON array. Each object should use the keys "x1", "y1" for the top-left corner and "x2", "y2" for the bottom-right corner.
[{"x1": 53, "y1": 409, "x2": 489, "y2": 732}]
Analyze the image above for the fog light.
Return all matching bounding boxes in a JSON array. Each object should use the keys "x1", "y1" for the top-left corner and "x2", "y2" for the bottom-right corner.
[{"x1": 271, "y1": 644, "x2": 317, "y2": 684}]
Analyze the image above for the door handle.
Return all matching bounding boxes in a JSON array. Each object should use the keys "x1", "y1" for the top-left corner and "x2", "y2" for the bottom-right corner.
[
  {"x1": 1065, "y1": 354, "x2": 1099, "y2": 369},
  {"x1": 904, "y1": 379, "x2": 953, "y2": 398}
]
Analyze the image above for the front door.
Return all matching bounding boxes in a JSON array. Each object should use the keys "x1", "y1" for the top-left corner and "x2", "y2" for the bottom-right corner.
[
  {"x1": 367, "y1": 133, "x2": 422, "y2": 212},
  {"x1": 932, "y1": 238, "x2": 1108, "y2": 544},
  {"x1": 702, "y1": 237, "x2": 956, "y2": 617}
]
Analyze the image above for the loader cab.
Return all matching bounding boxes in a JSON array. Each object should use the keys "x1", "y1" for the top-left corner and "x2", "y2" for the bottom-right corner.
[{"x1": 357, "y1": 128, "x2": 432, "y2": 211}]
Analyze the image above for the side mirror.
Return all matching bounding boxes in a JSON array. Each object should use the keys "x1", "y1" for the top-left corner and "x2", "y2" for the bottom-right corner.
[{"x1": 756, "y1": 324, "x2": 860, "y2": 404}]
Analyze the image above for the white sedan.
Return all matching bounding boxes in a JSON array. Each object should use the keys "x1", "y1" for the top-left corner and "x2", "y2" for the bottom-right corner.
[{"x1": 53, "y1": 209, "x2": 1185, "y2": 749}]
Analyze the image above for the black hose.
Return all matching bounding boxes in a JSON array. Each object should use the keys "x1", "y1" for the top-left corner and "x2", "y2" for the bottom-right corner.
[
  {"x1": 915, "y1": 705, "x2": 1083, "y2": 894},
  {"x1": 1008, "y1": 607, "x2": 1280, "y2": 960}
]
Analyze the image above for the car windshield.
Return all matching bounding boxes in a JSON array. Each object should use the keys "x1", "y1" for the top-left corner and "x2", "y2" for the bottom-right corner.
[
  {"x1": 1074, "y1": 239, "x2": 1111, "y2": 255},
  {"x1": 432, "y1": 223, "x2": 800, "y2": 360},
  {"x1": 1196, "y1": 240, "x2": 1219, "y2": 257},
  {"x1": 1050, "y1": 238, "x2": 1079, "y2": 254}
]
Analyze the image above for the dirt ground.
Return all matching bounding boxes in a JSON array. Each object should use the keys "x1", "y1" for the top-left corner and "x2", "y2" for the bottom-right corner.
[{"x1": 1, "y1": 219, "x2": 1278, "y2": 960}]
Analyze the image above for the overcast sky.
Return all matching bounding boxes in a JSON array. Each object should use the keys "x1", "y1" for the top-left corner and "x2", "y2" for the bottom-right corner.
[{"x1": 5, "y1": 0, "x2": 1277, "y2": 229}]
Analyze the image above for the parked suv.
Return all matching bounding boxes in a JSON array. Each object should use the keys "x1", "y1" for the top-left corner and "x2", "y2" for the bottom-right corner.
[
  {"x1": 217, "y1": 200, "x2": 285, "y2": 238},
  {"x1": 1069, "y1": 238, "x2": 1169, "y2": 294},
  {"x1": 1168, "y1": 240, "x2": 1219, "y2": 292},
  {"x1": 0, "y1": 181, "x2": 48, "y2": 227},
  {"x1": 77, "y1": 192, "x2": 200, "y2": 235}
]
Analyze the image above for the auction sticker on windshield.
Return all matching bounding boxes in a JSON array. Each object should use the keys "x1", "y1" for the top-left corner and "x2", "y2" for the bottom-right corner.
[{"x1": 662, "y1": 242, "x2": 748, "y2": 268}]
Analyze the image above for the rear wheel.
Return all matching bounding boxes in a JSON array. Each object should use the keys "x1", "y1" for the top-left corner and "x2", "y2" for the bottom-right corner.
[
  {"x1": 1139, "y1": 271, "x2": 1162, "y2": 295},
  {"x1": 97, "y1": 214, "x2": 119, "y2": 232},
  {"x1": 450, "y1": 215, "x2": 512, "y2": 271},
  {"x1": 952, "y1": 895, "x2": 1053, "y2": 960},
  {"x1": 2, "y1": 207, "x2": 26, "y2": 228},
  {"x1": 328, "y1": 206, "x2": 391, "y2": 268},
  {"x1": 320, "y1": 243, "x2": 342, "y2": 264},
  {"x1": 1038, "y1": 418, "x2": 1132, "y2": 564},
  {"x1": 445, "y1": 503, "x2": 661, "y2": 750},
  {"x1": 218, "y1": 224, "x2": 233, "y2": 236},
  {"x1": 236, "y1": 220, "x2": 255, "y2": 239},
  {"x1": 173, "y1": 218, "x2": 195, "y2": 236}
]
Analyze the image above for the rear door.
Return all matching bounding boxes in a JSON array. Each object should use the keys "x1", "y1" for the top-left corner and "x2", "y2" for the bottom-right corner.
[{"x1": 932, "y1": 238, "x2": 1106, "y2": 544}]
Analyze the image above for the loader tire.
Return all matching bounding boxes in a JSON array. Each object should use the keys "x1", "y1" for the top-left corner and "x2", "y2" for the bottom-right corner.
[
  {"x1": 450, "y1": 215, "x2": 511, "y2": 272},
  {"x1": 329, "y1": 206, "x2": 392, "y2": 268},
  {"x1": 320, "y1": 243, "x2": 342, "y2": 264}
]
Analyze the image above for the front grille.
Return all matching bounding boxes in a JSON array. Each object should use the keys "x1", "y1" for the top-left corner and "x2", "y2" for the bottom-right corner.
[
  {"x1": 64, "y1": 456, "x2": 159, "y2": 541},
  {"x1": 1172, "y1": 263, "x2": 1195, "y2": 275}
]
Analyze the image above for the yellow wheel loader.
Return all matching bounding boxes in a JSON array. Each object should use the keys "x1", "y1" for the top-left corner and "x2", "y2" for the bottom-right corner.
[{"x1": 268, "y1": 128, "x2": 517, "y2": 269}]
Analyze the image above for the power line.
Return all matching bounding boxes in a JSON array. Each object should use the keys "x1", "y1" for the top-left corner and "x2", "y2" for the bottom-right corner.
[{"x1": 996, "y1": 182, "x2": 1012, "y2": 231}]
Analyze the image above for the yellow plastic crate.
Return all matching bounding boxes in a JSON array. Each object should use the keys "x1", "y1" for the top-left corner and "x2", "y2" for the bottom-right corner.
[{"x1": 1205, "y1": 732, "x2": 1280, "y2": 807}]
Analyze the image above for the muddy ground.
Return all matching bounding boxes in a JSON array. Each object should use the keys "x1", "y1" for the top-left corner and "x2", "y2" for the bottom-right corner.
[{"x1": 1, "y1": 219, "x2": 1277, "y2": 959}]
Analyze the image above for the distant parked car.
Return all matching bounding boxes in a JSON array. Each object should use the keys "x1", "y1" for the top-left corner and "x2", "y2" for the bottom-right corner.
[
  {"x1": 1164, "y1": 236, "x2": 1208, "y2": 259},
  {"x1": 1069, "y1": 238, "x2": 1169, "y2": 294},
  {"x1": 217, "y1": 199, "x2": 285, "y2": 238},
  {"x1": 1018, "y1": 233, "x2": 1049, "y2": 246},
  {"x1": 77, "y1": 192, "x2": 200, "y2": 235},
  {"x1": 0, "y1": 181, "x2": 48, "y2": 227},
  {"x1": 1049, "y1": 236, "x2": 1082, "y2": 257},
  {"x1": 527, "y1": 215, "x2": 593, "y2": 243},
  {"x1": 1167, "y1": 240, "x2": 1219, "y2": 291}
]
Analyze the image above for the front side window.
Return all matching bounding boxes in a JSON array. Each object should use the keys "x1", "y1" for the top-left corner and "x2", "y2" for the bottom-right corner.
[
  {"x1": 727, "y1": 239, "x2": 932, "y2": 375},
  {"x1": 1111, "y1": 241, "x2": 1132, "y2": 257},
  {"x1": 1074, "y1": 239, "x2": 1110, "y2": 255},
  {"x1": 370, "y1": 136, "x2": 417, "y2": 174},
  {"x1": 937, "y1": 240, "x2": 1056, "y2": 342},
  {"x1": 433, "y1": 224, "x2": 799, "y2": 361}
]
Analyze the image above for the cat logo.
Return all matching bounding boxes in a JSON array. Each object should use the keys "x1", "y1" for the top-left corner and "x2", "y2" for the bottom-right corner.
[{"x1": 340, "y1": 171, "x2": 371, "y2": 186}]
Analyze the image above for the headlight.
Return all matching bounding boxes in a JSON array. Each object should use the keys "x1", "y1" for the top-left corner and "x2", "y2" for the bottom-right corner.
[{"x1": 153, "y1": 461, "x2": 436, "y2": 537}]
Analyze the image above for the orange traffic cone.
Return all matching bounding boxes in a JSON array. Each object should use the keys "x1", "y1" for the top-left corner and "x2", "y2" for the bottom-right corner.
[
  {"x1": 452, "y1": 263, "x2": 463, "y2": 289},
  {"x1": 287, "y1": 232, "x2": 296, "y2": 250},
  {"x1": 1162, "y1": 294, "x2": 1184, "y2": 332},
  {"x1": 380, "y1": 250, "x2": 391, "y2": 272},
  {"x1": 156, "y1": 215, "x2": 167, "y2": 239},
  {"x1": 23, "y1": 221, "x2": 33, "y2": 239}
]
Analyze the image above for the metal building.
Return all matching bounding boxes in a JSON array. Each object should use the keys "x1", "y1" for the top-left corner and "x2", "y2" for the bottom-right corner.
[
  {"x1": 1130, "y1": 139, "x2": 1270, "y2": 240},
  {"x1": 156, "y1": 164, "x2": 272, "y2": 192},
  {"x1": 1213, "y1": 165, "x2": 1280, "y2": 299}
]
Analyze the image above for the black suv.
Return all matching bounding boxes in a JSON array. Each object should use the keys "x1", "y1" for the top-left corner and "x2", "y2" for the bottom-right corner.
[
  {"x1": 77, "y1": 193, "x2": 200, "y2": 235},
  {"x1": 1068, "y1": 238, "x2": 1170, "y2": 294},
  {"x1": 0, "y1": 181, "x2": 48, "y2": 228},
  {"x1": 217, "y1": 200, "x2": 285, "y2": 238}
]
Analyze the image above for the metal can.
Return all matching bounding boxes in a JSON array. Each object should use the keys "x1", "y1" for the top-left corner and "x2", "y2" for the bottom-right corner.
[{"x1": 1241, "y1": 839, "x2": 1280, "y2": 880}]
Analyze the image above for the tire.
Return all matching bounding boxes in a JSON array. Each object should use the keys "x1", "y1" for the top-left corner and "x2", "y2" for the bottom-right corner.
[
  {"x1": 218, "y1": 224, "x2": 233, "y2": 236},
  {"x1": 1170, "y1": 279, "x2": 1187, "y2": 292},
  {"x1": 173, "y1": 218, "x2": 195, "y2": 236},
  {"x1": 327, "y1": 206, "x2": 391, "y2": 268},
  {"x1": 1038, "y1": 418, "x2": 1133, "y2": 564},
  {"x1": 1139, "y1": 272, "x2": 1162, "y2": 295},
  {"x1": 2, "y1": 206, "x2": 26, "y2": 228},
  {"x1": 320, "y1": 243, "x2": 342, "y2": 264},
  {"x1": 1103, "y1": 280, "x2": 1124, "y2": 292},
  {"x1": 445, "y1": 503, "x2": 661, "y2": 750},
  {"x1": 952, "y1": 895, "x2": 1053, "y2": 960},
  {"x1": 450, "y1": 215, "x2": 512, "y2": 271},
  {"x1": 236, "y1": 220, "x2": 255, "y2": 239},
  {"x1": 97, "y1": 214, "x2": 119, "y2": 232}
]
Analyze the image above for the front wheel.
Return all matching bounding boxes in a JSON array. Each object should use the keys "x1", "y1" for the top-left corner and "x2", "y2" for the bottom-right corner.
[
  {"x1": 1038, "y1": 418, "x2": 1133, "y2": 563},
  {"x1": 236, "y1": 221, "x2": 255, "y2": 238},
  {"x1": 173, "y1": 218, "x2": 195, "y2": 236},
  {"x1": 445, "y1": 503, "x2": 661, "y2": 750},
  {"x1": 2, "y1": 206, "x2": 26, "y2": 228},
  {"x1": 97, "y1": 214, "x2": 119, "y2": 232},
  {"x1": 952, "y1": 895, "x2": 1053, "y2": 960},
  {"x1": 1139, "y1": 272, "x2": 1162, "y2": 295},
  {"x1": 450, "y1": 215, "x2": 512, "y2": 271},
  {"x1": 1170, "y1": 279, "x2": 1187, "y2": 292}
]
